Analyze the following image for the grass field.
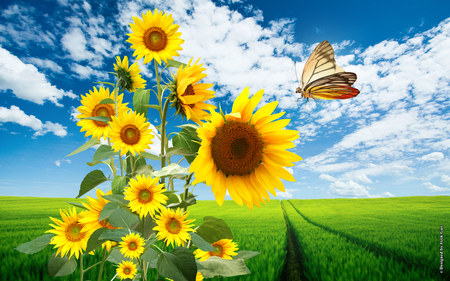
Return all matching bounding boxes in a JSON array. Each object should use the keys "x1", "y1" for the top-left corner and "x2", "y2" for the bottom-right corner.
[{"x1": 1, "y1": 195, "x2": 448, "y2": 280}]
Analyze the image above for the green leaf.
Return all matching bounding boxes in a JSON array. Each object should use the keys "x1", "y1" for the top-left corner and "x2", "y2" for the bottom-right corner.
[
  {"x1": 109, "y1": 208, "x2": 139, "y2": 229},
  {"x1": 48, "y1": 252, "x2": 77, "y2": 277},
  {"x1": 152, "y1": 163, "x2": 190, "y2": 178},
  {"x1": 76, "y1": 170, "x2": 108, "y2": 199},
  {"x1": 139, "y1": 151, "x2": 160, "y2": 161},
  {"x1": 92, "y1": 145, "x2": 118, "y2": 163},
  {"x1": 142, "y1": 248, "x2": 159, "y2": 269},
  {"x1": 164, "y1": 192, "x2": 181, "y2": 207},
  {"x1": 232, "y1": 251, "x2": 260, "y2": 260},
  {"x1": 157, "y1": 247, "x2": 197, "y2": 281},
  {"x1": 196, "y1": 216, "x2": 234, "y2": 244},
  {"x1": 143, "y1": 104, "x2": 161, "y2": 111},
  {"x1": 99, "y1": 228, "x2": 139, "y2": 242},
  {"x1": 172, "y1": 128, "x2": 201, "y2": 164},
  {"x1": 165, "y1": 147, "x2": 196, "y2": 158},
  {"x1": 130, "y1": 214, "x2": 157, "y2": 239},
  {"x1": 154, "y1": 122, "x2": 167, "y2": 134},
  {"x1": 102, "y1": 194, "x2": 129, "y2": 208},
  {"x1": 85, "y1": 159, "x2": 111, "y2": 167},
  {"x1": 66, "y1": 138, "x2": 100, "y2": 157},
  {"x1": 189, "y1": 232, "x2": 216, "y2": 251},
  {"x1": 99, "y1": 202, "x2": 119, "y2": 221},
  {"x1": 168, "y1": 194, "x2": 197, "y2": 209},
  {"x1": 99, "y1": 98, "x2": 115, "y2": 104},
  {"x1": 94, "y1": 81, "x2": 116, "y2": 87},
  {"x1": 85, "y1": 228, "x2": 108, "y2": 254},
  {"x1": 135, "y1": 164, "x2": 155, "y2": 177},
  {"x1": 15, "y1": 234, "x2": 53, "y2": 255},
  {"x1": 111, "y1": 175, "x2": 127, "y2": 195},
  {"x1": 197, "y1": 256, "x2": 250, "y2": 278},
  {"x1": 107, "y1": 247, "x2": 133, "y2": 264},
  {"x1": 125, "y1": 152, "x2": 146, "y2": 178},
  {"x1": 80, "y1": 116, "x2": 110, "y2": 124},
  {"x1": 65, "y1": 201, "x2": 89, "y2": 210},
  {"x1": 166, "y1": 59, "x2": 187, "y2": 69},
  {"x1": 133, "y1": 89, "x2": 150, "y2": 118}
]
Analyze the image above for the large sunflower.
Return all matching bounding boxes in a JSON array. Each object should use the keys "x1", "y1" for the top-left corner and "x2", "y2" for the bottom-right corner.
[
  {"x1": 194, "y1": 239, "x2": 238, "y2": 261},
  {"x1": 127, "y1": 8, "x2": 184, "y2": 65},
  {"x1": 45, "y1": 207, "x2": 92, "y2": 259},
  {"x1": 116, "y1": 260, "x2": 137, "y2": 280},
  {"x1": 114, "y1": 56, "x2": 146, "y2": 92},
  {"x1": 124, "y1": 174, "x2": 168, "y2": 218},
  {"x1": 109, "y1": 111, "x2": 154, "y2": 156},
  {"x1": 153, "y1": 207, "x2": 195, "y2": 247},
  {"x1": 79, "y1": 188, "x2": 118, "y2": 252},
  {"x1": 189, "y1": 87, "x2": 302, "y2": 209},
  {"x1": 119, "y1": 232, "x2": 145, "y2": 260},
  {"x1": 77, "y1": 86, "x2": 129, "y2": 141},
  {"x1": 170, "y1": 57, "x2": 216, "y2": 125}
]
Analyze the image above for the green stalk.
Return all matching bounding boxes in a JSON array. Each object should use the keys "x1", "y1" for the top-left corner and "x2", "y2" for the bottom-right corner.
[
  {"x1": 130, "y1": 153, "x2": 135, "y2": 177},
  {"x1": 114, "y1": 77, "x2": 124, "y2": 178},
  {"x1": 160, "y1": 98, "x2": 170, "y2": 184},
  {"x1": 97, "y1": 247, "x2": 107, "y2": 281},
  {"x1": 79, "y1": 255, "x2": 84, "y2": 281},
  {"x1": 108, "y1": 138, "x2": 116, "y2": 177}
]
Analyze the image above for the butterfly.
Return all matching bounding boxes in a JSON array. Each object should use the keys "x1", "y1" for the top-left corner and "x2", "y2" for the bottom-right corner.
[{"x1": 295, "y1": 40, "x2": 360, "y2": 101}]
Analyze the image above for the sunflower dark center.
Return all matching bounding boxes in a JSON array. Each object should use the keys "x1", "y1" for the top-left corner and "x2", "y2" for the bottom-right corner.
[
  {"x1": 120, "y1": 125, "x2": 140, "y2": 145},
  {"x1": 166, "y1": 218, "x2": 181, "y2": 234},
  {"x1": 92, "y1": 104, "x2": 114, "y2": 127},
  {"x1": 129, "y1": 242, "x2": 137, "y2": 250},
  {"x1": 211, "y1": 244, "x2": 223, "y2": 256},
  {"x1": 211, "y1": 121, "x2": 263, "y2": 176},
  {"x1": 124, "y1": 268, "x2": 131, "y2": 274},
  {"x1": 182, "y1": 84, "x2": 196, "y2": 109},
  {"x1": 65, "y1": 223, "x2": 86, "y2": 242},
  {"x1": 144, "y1": 27, "x2": 168, "y2": 52},
  {"x1": 139, "y1": 189, "x2": 152, "y2": 203}
]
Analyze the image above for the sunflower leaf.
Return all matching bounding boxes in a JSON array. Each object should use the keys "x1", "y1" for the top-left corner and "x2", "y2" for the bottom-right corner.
[
  {"x1": 65, "y1": 201, "x2": 89, "y2": 210},
  {"x1": 166, "y1": 59, "x2": 187, "y2": 69},
  {"x1": 231, "y1": 251, "x2": 260, "y2": 261},
  {"x1": 141, "y1": 247, "x2": 159, "y2": 268},
  {"x1": 134, "y1": 164, "x2": 155, "y2": 177},
  {"x1": 85, "y1": 228, "x2": 108, "y2": 254},
  {"x1": 130, "y1": 214, "x2": 157, "y2": 239},
  {"x1": 106, "y1": 247, "x2": 133, "y2": 264},
  {"x1": 109, "y1": 207, "x2": 139, "y2": 229},
  {"x1": 139, "y1": 151, "x2": 160, "y2": 161},
  {"x1": 172, "y1": 128, "x2": 201, "y2": 164},
  {"x1": 133, "y1": 89, "x2": 150, "y2": 118},
  {"x1": 76, "y1": 170, "x2": 108, "y2": 199},
  {"x1": 157, "y1": 247, "x2": 197, "y2": 281},
  {"x1": 99, "y1": 98, "x2": 115, "y2": 104},
  {"x1": 48, "y1": 252, "x2": 77, "y2": 277},
  {"x1": 15, "y1": 234, "x2": 54, "y2": 255},
  {"x1": 102, "y1": 194, "x2": 129, "y2": 208},
  {"x1": 99, "y1": 202, "x2": 119, "y2": 221},
  {"x1": 92, "y1": 145, "x2": 118, "y2": 163},
  {"x1": 80, "y1": 116, "x2": 110, "y2": 124},
  {"x1": 66, "y1": 138, "x2": 100, "y2": 157},
  {"x1": 99, "y1": 228, "x2": 140, "y2": 242},
  {"x1": 189, "y1": 232, "x2": 216, "y2": 251},
  {"x1": 196, "y1": 256, "x2": 249, "y2": 278},
  {"x1": 195, "y1": 217, "x2": 234, "y2": 244},
  {"x1": 164, "y1": 147, "x2": 196, "y2": 158}
]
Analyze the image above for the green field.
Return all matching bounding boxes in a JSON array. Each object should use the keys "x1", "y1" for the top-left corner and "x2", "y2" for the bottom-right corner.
[{"x1": 1, "y1": 196, "x2": 448, "y2": 280}]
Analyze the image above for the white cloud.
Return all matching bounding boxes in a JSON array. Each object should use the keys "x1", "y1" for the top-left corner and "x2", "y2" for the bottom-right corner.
[
  {"x1": 0, "y1": 47, "x2": 76, "y2": 106},
  {"x1": 276, "y1": 189, "x2": 299, "y2": 198},
  {"x1": 319, "y1": 174, "x2": 337, "y2": 181},
  {"x1": 422, "y1": 182, "x2": 450, "y2": 192},
  {"x1": 382, "y1": 192, "x2": 395, "y2": 197},
  {"x1": 24, "y1": 57, "x2": 64, "y2": 74},
  {"x1": 70, "y1": 106, "x2": 81, "y2": 122},
  {"x1": 69, "y1": 63, "x2": 109, "y2": 80},
  {"x1": 61, "y1": 27, "x2": 96, "y2": 62},
  {"x1": 0, "y1": 105, "x2": 68, "y2": 138},
  {"x1": 55, "y1": 159, "x2": 71, "y2": 166},
  {"x1": 145, "y1": 124, "x2": 173, "y2": 157},
  {"x1": 416, "y1": 152, "x2": 444, "y2": 161},
  {"x1": 441, "y1": 175, "x2": 450, "y2": 185},
  {"x1": 328, "y1": 180, "x2": 370, "y2": 197}
]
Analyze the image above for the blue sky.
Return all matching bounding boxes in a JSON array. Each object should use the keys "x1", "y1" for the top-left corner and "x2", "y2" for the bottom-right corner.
[{"x1": 1, "y1": 0, "x2": 450, "y2": 202}]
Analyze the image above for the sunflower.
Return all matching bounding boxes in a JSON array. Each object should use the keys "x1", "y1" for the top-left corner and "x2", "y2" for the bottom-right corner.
[
  {"x1": 127, "y1": 8, "x2": 184, "y2": 65},
  {"x1": 189, "y1": 87, "x2": 302, "y2": 209},
  {"x1": 124, "y1": 174, "x2": 168, "y2": 218},
  {"x1": 194, "y1": 239, "x2": 238, "y2": 261},
  {"x1": 114, "y1": 56, "x2": 146, "y2": 92},
  {"x1": 78, "y1": 188, "x2": 118, "y2": 252},
  {"x1": 45, "y1": 207, "x2": 92, "y2": 259},
  {"x1": 169, "y1": 57, "x2": 216, "y2": 125},
  {"x1": 119, "y1": 232, "x2": 145, "y2": 260},
  {"x1": 77, "y1": 86, "x2": 129, "y2": 141},
  {"x1": 109, "y1": 111, "x2": 154, "y2": 156},
  {"x1": 116, "y1": 260, "x2": 137, "y2": 280},
  {"x1": 153, "y1": 208, "x2": 195, "y2": 247}
]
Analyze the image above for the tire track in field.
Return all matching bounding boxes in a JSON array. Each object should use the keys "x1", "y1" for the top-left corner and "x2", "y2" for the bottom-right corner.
[
  {"x1": 286, "y1": 200, "x2": 448, "y2": 281},
  {"x1": 279, "y1": 201, "x2": 306, "y2": 281}
]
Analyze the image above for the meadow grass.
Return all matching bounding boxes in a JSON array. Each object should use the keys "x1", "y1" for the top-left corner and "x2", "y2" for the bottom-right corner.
[
  {"x1": 0, "y1": 196, "x2": 286, "y2": 281},
  {"x1": 287, "y1": 196, "x2": 450, "y2": 277},
  {"x1": 282, "y1": 199, "x2": 443, "y2": 280}
]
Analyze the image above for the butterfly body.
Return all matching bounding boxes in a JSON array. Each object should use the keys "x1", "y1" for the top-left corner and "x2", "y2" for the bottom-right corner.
[{"x1": 295, "y1": 40, "x2": 360, "y2": 101}]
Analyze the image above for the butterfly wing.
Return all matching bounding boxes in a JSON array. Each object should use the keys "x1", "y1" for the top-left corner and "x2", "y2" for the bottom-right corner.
[
  {"x1": 301, "y1": 40, "x2": 342, "y2": 91},
  {"x1": 304, "y1": 72, "x2": 360, "y2": 100}
]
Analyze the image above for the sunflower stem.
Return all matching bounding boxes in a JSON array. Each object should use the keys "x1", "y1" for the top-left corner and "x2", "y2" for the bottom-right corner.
[
  {"x1": 82, "y1": 261, "x2": 102, "y2": 273},
  {"x1": 97, "y1": 247, "x2": 107, "y2": 281},
  {"x1": 108, "y1": 138, "x2": 116, "y2": 177},
  {"x1": 79, "y1": 255, "x2": 84, "y2": 281},
  {"x1": 114, "y1": 77, "x2": 125, "y2": 178},
  {"x1": 160, "y1": 93, "x2": 171, "y2": 186},
  {"x1": 130, "y1": 153, "x2": 135, "y2": 177},
  {"x1": 110, "y1": 273, "x2": 118, "y2": 281}
]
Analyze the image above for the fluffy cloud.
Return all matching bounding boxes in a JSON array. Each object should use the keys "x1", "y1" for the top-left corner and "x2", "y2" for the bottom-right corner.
[
  {"x1": 422, "y1": 182, "x2": 450, "y2": 192},
  {"x1": 55, "y1": 159, "x2": 71, "y2": 166},
  {"x1": 0, "y1": 47, "x2": 76, "y2": 106},
  {"x1": 328, "y1": 180, "x2": 370, "y2": 197},
  {"x1": 416, "y1": 152, "x2": 444, "y2": 161},
  {"x1": 0, "y1": 105, "x2": 68, "y2": 138},
  {"x1": 276, "y1": 189, "x2": 299, "y2": 198}
]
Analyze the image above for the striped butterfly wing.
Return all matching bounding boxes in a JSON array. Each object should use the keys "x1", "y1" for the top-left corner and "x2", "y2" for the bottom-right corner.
[{"x1": 298, "y1": 40, "x2": 360, "y2": 100}]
